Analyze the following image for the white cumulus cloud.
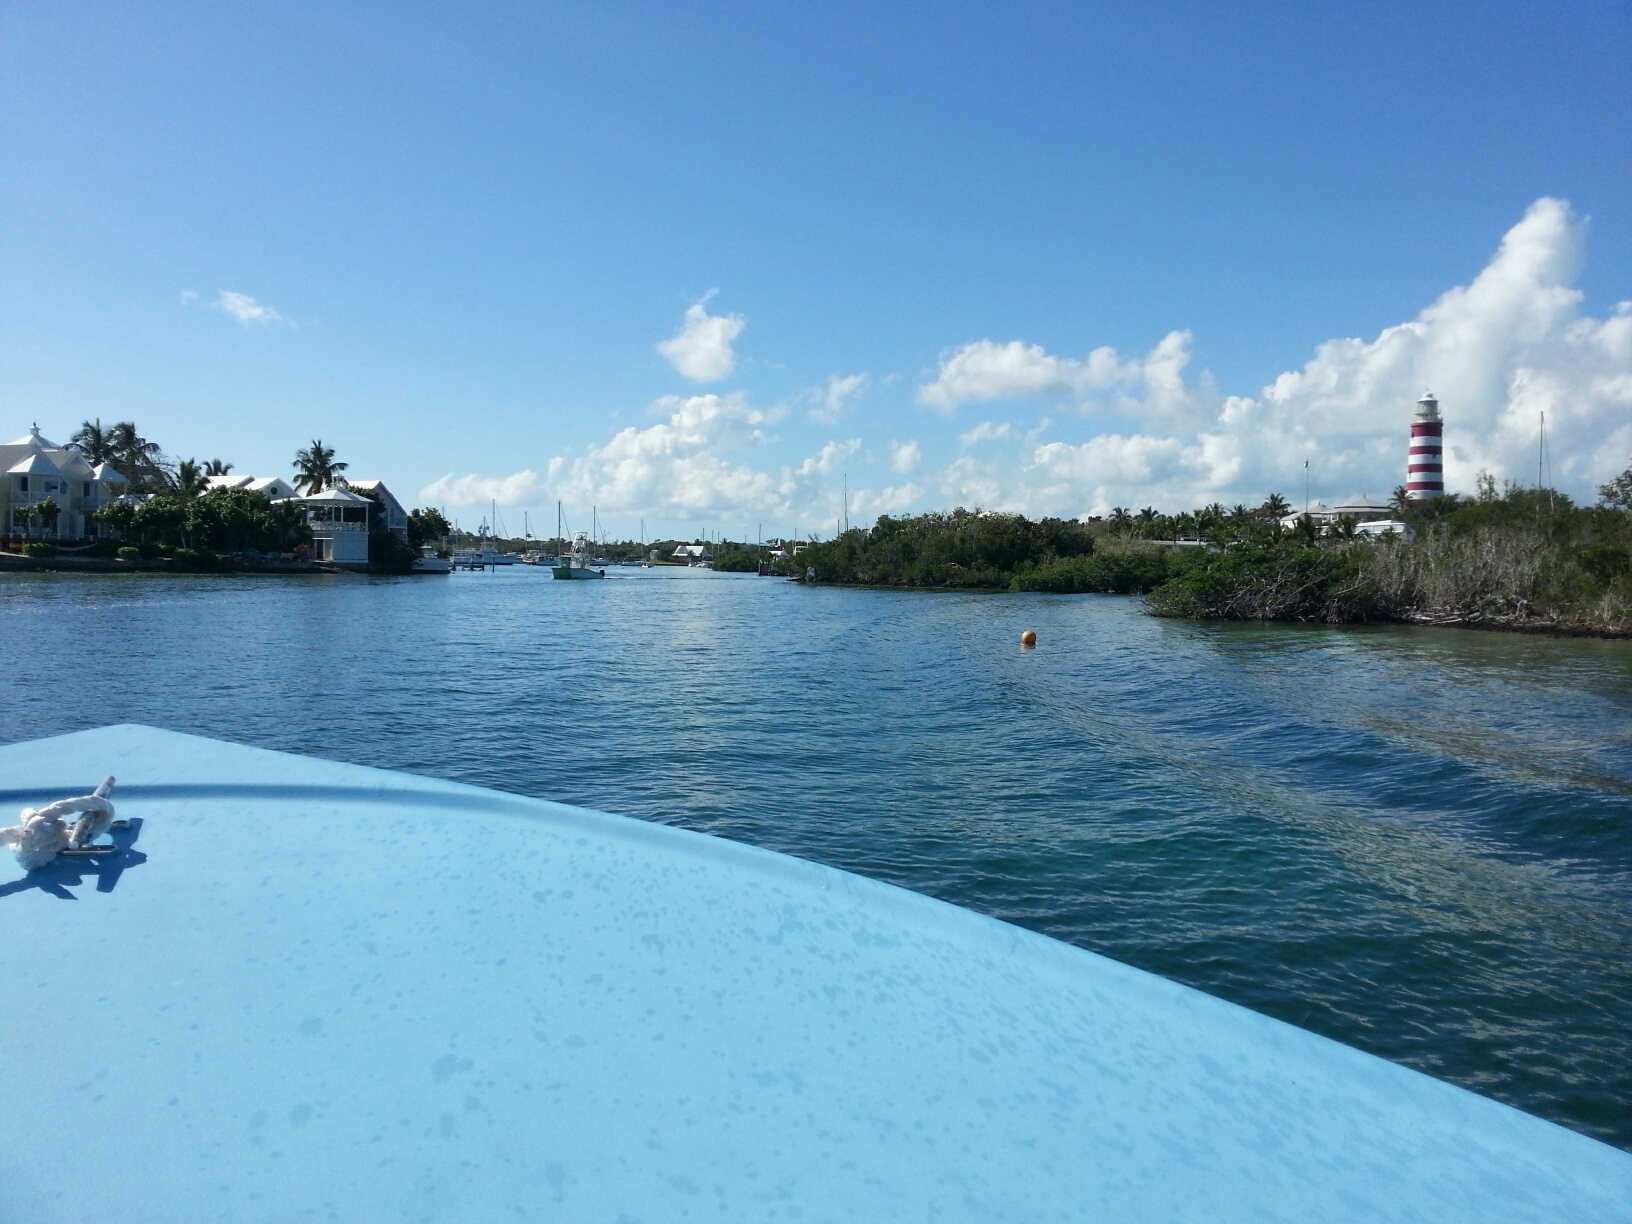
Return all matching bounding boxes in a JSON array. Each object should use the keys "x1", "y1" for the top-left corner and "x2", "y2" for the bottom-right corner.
[
  {"x1": 890, "y1": 440, "x2": 922, "y2": 472},
  {"x1": 418, "y1": 470, "x2": 545, "y2": 506},
  {"x1": 850, "y1": 482, "x2": 924, "y2": 520},
  {"x1": 958, "y1": 421, "x2": 1014, "y2": 446},
  {"x1": 548, "y1": 394, "x2": 869, "y2": 528},
  {"x1": 552, "y1": 393, "x2": 777, "y2": 515},
  {"x1": 917, "y1": 340, "x2": 1076, "y2": 412},
  {"x1": 917, "y1": 330, "x2": 1210, "y2": 428},
  {"x1": 657, "y1": 292, "x2": 746, "y2": 381},
  {"x1": 211, "y1": 290, "x2": 286, "y2": 326},
  {"x1": 792, "y1": 437, "x2": 861, "y2": 478},
  {"x1": 807, "y1": 372, "x2": 869, "y2": 423},
  {"x1": 919, "y1": 198, "x2": 1632, "y2": 515}
]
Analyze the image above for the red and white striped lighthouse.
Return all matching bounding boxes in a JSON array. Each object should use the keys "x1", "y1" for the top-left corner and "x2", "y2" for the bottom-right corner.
[{"x1": 1407, "y1": 391, "x2": 1444, "y2": 499}]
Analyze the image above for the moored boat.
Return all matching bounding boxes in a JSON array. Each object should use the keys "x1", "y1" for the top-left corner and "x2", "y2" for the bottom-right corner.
[{"x1": 451, "y1": 546, "x2": 517, "y2": 569}]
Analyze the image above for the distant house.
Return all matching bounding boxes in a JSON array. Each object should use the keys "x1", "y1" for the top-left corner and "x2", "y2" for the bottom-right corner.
[
  {"x1": 1, "y1": 425, "x2": 129, "y2": 539},
  {"x1": 299, "y1": 486, "x2": 372, "y2": 564},
  {"x1": 671, "y1": 543, "x2": 712, "y2": 563},
  {"x1": 203, "y1": 474, "x2": 298, "y2": 501},
  {"x1": 347, "y1": 480, "x2": 408, "y2": 537},
  {"x1": 1279, "y1": 498, "x2": 1393, "y2": 529}
]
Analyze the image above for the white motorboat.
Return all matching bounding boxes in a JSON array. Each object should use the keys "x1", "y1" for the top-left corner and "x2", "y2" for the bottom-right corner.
[
  {"x1": 411, "y1": 546, "x2": 452, "y2": 573},
  {"x1": 552, "y1": 530, "x2": 605, "y2": 579}
]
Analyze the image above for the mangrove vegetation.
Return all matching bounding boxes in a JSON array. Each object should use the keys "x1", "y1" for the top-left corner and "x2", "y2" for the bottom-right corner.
[{"x1": 793, "y1": 467, "x2": 1632, "y2": 635}]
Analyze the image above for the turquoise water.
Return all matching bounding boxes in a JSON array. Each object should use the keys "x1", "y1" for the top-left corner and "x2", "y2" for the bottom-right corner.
[{"x1": 4, "y1": 566, "x2": 1629, "y2": 1149}]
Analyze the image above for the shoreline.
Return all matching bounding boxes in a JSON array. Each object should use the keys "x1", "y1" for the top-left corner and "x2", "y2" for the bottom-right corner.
[
  {"x1": 0, "y1": 551, "x2": 371, "y2": 576},
  {"x1": 9, "y1": 558, "x2": 1629, "y2": 638},
  {"x1": 794, "y1": 576, "x2": 1632, "y2": 639},
  {"x1": 1383, "y1": 609, "x2": 1632, "y2": 641}
]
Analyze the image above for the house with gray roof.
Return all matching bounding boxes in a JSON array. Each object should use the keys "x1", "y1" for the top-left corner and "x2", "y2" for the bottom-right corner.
[{"x1": 1, "y1": 425, "x2": 129, "y2": 540}]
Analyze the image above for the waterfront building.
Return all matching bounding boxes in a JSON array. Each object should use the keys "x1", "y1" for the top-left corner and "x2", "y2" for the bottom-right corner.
[
  {"x1": 0, "y1": 425, "x2": 129, "y2": 539},
  {"x1": 672, "y1": 543, "x2": 712, "y2": 563},
  {"x1": 299, "y1": 484, "x2": 372, "y2": 563},
  {"x1": 202, "y1": 474, "x2": 298, "y2": 501},
  {"x1": 347, "y1": 479, "x2": 408, "y2": 537},
  {"x1": 1407, "y1": 391, "x2": 1445, "y2": 499}
]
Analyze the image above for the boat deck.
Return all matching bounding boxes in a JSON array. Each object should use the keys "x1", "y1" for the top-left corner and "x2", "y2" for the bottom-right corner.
[{"x1": 1, "y1": 725, "x2": 1627, "y2": 1222}]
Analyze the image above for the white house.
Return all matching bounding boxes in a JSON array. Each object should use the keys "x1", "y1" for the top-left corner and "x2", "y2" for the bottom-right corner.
[
  {"x1": 1279, "y1": 498, "x2": 1394, "y2": 530},
  {"x1": 300, "y1": 485, "x2": 372, "y2": 564},
  {"x1": 1, "y1": 426, "x2": 129, "y2": 539},
  {"x1": 671, "y1": 543, "x2": 713, "y2": 563},
  {"x1": 204, "y1": 474, "x2": 298, "y2": 501},
  {"x1": 347, "y1": 480, "x2": 408, "y2": 536}
]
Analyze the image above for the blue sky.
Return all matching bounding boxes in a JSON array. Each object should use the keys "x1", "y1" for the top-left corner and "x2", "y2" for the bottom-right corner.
[{"x1": 3, "y1": 1, "x2": 1629, "y2": 538}]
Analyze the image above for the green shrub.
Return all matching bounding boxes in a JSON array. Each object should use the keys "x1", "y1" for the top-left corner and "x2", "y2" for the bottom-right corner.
[
  {"x1": 21, "y1": 542, "x2": 54, "y2": 558},
  {"x1": 169, "y1": 547, "x2": 221, "y2": 569},
  {"x1": 799, "y1": 509, "x2": 1097, "y2": 587},
  {"x1": 117, "y1": 546, "x2": 141, "y2": 561},
  {"x1": 711, "y1": 546, "x2": 764, "y2": 572},
  {"x1": 1012, "y1": 545, "x2": 1193, "y2": 594},
  {"x1": 1146, "y1": 544, "x2": 1379, "y2": 622}
]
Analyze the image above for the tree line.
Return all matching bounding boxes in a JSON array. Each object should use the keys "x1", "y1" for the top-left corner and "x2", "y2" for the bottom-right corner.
[
  {"x1": 1147, "y1": 471, "x2": 1632, "y2": 630},
  {"x1": 15, "y1": 421, "x2": 453, "y2": 568},
  {"x1": 790, "y1": 462, "x2": 1632, "y2": 634}
]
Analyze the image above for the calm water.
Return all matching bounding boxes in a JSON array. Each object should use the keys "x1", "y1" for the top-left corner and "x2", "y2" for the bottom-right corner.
[{"x1": 4, "y1": 567, "x2": 1630, "y2": 1149}]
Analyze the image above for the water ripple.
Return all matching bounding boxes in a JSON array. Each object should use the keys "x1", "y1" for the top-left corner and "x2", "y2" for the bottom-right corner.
[{"x1": 2, "y1": 567, "x2": 1629, "y2": 1148}]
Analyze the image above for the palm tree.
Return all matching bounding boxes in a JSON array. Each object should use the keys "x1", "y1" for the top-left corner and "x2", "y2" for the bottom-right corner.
[
  {"x1": 108, "y1": 421, "x2": 168, "y2": 490},
  {"x1": 1390, "y1": 485, "x2": 1412, "y2": 515},
  {"x1": 70, "y1": 419, "x2": 116, "y2": 464},
  {"x1": 175, "y1": 459, "x2": 209, "y2": 499},
  {"x1": 33, "y1": 496, "x2": 60, "y2": 538},
  {"x1": 1601, "y1": 462, "x2": 1632, "y2": 510},
  {"x1": 203, "y1": 458, "x2": 233, "y2": 476},
  {"x1": 1108, "y1": 507, "x2": 1133, "y2": 535},
  {"x1": 1259, "y1": 492, "x2": 1290, "y2": 519},
  {"x1": 293, "y1": 440, "x2": 347, "y2": 494}
]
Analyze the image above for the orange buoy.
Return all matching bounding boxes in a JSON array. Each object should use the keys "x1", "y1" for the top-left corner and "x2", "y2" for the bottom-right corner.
[{"x1": 1020, "y1": 630, "x2": 1037, "y2": 647}]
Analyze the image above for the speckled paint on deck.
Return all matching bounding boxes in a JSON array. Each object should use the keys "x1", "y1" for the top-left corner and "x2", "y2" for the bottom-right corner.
[{"x1": 1, "y1": 725, "x2": 1627, "y2": 1223}]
